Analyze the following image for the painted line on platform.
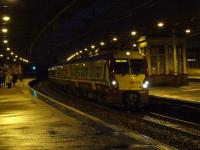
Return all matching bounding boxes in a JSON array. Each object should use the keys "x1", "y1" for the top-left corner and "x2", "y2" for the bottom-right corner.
[{"x1": 28, "y1": 81, "x2": 176, "y2": 150}]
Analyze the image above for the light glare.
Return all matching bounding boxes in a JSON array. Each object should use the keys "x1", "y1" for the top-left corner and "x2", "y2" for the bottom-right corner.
[
  {"x1": 157, "y1": 22, "x2": 164, "y2": 28},
  {"x1": 113, "y1": 37, "x2": 118, "y2": 41},
  {"x1": 3, "y1": 40, "x2": 8, "y2": 44},
  {"x1": 2, "y1": 16, "x2": 10, "y2": 21},
  {"x1": 2, "y1": 28, "x2": 8, "y2": 33},
  {"x1": 185, "y1": 29, "x2": 191, "y2": 34},
  {"x1": 131, "y1": 31, "x2": 137, "y2": 36}
]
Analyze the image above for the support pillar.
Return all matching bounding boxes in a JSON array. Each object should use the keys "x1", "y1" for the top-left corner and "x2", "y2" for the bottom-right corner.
[{"x1": 172, "y1": 30, "x2": 178, "y2": 75}]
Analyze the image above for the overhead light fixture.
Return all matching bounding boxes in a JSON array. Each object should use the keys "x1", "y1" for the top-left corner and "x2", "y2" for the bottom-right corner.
[
  {"x1": 2, "y1": 16, "x2": 10, "y2": 22},
  {"x1": 157, "y1": 21, "x2": 164, "y2": 28},
  {"x1": 15, "y1": 55, "x2": 18, "y2": 58},
  {"x1": 185, "y1": 28, "x2": 191, "y2": 34},
  {"x1": 100, "y1": 42, "x2": 105, "y2": 46},
  {"x1": 11, "y1": 52, "x2": 14, "y2": 55},
  {"x1": 131, "y1": 31, "x2": 137, "y2": 36},
  {"x1": 3, "y1": 40, "x2": 8, "y2": 44},
  {"x1": 91, "y1": 45, "x2": 95, "y2": 49},
  {"x1": 112, "y1": 37, "x2": 118, "y2": 41},
  {"x1": 2, "y1": 28, "x2": 8, "y2": 33},
  {"x1": 84, "y1": 48, "x2": 88, "y2": 51},
  {"x1": 6, "y1": 47, "x2": 10, "y2": 51},
  {"x1": 0, "y1": 54, "x2": 3, "y2": 57}
]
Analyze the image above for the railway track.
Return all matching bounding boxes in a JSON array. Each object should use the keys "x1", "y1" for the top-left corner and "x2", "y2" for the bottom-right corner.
[
  {"x1": 135, "y1": 112, "x2": 200, "y2": 140},
  {"x1": 33, "y1": 80, "x2": 200, "y2": 149}
]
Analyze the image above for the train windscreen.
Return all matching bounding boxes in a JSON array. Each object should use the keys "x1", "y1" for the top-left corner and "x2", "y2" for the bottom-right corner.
[
  {"x1": 130, "y1": 59, "x2": 145, "y2": 74},
  {"x1": 114, "y1": 59, "x2": 129, "y2": 74}
]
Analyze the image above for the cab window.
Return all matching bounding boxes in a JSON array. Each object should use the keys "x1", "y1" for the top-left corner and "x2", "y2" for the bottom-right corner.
[
  {"x1": 114, "y1": 59, "x2": 129, "y2": 74},
  {"x1": 130, "y1": 59, "x2": 145, "y2": 74}
]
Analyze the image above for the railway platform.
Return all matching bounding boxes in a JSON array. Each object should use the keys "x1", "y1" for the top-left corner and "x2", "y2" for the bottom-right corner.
[
  {"x1": 0, "y1": 79, "x2": 172, "y2": 150},
  {"x1": 150, "y1": 82, "x2": 200, "y2": 104}
]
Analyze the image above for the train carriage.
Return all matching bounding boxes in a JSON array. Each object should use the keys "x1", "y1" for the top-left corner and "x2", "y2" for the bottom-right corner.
[{"x1": 48, "y1": 50, "x2": 149, "y2": 110}]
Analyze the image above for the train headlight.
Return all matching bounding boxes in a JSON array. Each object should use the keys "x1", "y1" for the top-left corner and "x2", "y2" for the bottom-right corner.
[
  {"x1": 142, "y1": 80, "x2": 149, "y2": 89},
  {"x1": 111, "y1": 80, "x2": 118, "y2": 88}
]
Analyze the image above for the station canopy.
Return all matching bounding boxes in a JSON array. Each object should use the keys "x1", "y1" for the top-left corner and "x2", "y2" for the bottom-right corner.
[{"x1": 0, "y1": 0, "x2": 199, "y2": 65}]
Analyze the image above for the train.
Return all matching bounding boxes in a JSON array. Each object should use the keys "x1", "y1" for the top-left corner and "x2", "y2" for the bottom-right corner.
[{"x1": 48, "y1": 50, "x2": 149, "y2": 110}]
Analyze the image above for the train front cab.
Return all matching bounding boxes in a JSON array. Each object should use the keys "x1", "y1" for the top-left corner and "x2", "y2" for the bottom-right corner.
[{"x1": 112, "y1": 51, "x2": 149, "y2": 109}]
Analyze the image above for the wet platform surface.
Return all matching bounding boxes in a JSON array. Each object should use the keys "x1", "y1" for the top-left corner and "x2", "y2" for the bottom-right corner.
[
  {"x1": 0, "y1": 80, "x2": 163, "y2": 150},
  {"x1": 150, "y1": 82, "x2": 200, "y2": 104}
]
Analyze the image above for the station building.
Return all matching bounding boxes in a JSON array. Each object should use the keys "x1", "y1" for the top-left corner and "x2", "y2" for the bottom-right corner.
[{"x1": 138, "y1": 36, "x2": 188, "y2": 86}]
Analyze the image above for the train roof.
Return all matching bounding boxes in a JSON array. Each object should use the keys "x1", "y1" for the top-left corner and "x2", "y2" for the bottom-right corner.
[{"x1": 49, "y1": 50, "x2": 145, "y2": 70}]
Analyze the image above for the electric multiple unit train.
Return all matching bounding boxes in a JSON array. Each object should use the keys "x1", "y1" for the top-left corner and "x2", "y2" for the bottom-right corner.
[{"x1": 48, "y1": 50, "x2": 149, "y2": 110}]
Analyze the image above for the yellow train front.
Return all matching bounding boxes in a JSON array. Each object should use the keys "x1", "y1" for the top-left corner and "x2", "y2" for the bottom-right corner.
[{"x1": 48, "y1": 50, "x2": 149, "y2": 110}]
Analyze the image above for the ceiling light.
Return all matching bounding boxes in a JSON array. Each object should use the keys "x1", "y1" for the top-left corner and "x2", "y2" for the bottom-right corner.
[
  {"x1": 2, "y1": 16, "x2": 10, "y2": 22},
  {"x1": 2, "y1": 28, "x2": 8, "y2": 33},
  {"x1": 91, "y1": 45, "x2": 95, "y2": 49},
  {"x1": 157, "y1": 22, "x2": 164, "y2": 28},
  {"x1": 11, "y1": 52, "x2": 14, "y2": 55},
  {"x1": 112, "y1": 37, "x2": 118, "y2": 41},
  {"x1": 100, "y1": 42, "x2": 105, "y2": 46},
  {"x1": 3, "y1": 40, "x2": 8, "y2": 44},
  {"x1": 6, "y1": 47, "x2": 10, "y2": 51},
  {"x1": 131, "y1": 31, "x2": 137, "y2": 36},
  {"x1": 15, "y1": 55, "x2": 18, "y2": 58},
  {"x1": 84, "y1": 48, "x2": 88, "y2": 51},
  {"x1": 185, "y1": 29, "x2": 191, "y2": 34}
]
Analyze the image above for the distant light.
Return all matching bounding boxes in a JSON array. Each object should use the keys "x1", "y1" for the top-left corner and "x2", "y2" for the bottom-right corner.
[
  {"x1": 113, "y1": 37, "x2": 118, "y2": 41},
  {"x1": 13, "y1": 59, "x2": 16, "y2": 62},
  {"x1": 2, "y1": 28, "x2": 8, "y2": 33},
  {"x1": 100, "y1": 42, "x2": 105, "y2": 46},
  {"x1": 6, "y1": 47, "x2": 10, "y2": 51},
  {"x1": 79, "y1": 50, "x2": 83, "y2": 53},
  {"x1": 84, "y1": 48, "x2": 88, "y2": 51},
  {"x1": 157, "y1": 22, "x2": 164, "y2": 28},
  {"x1": 187, "y1": 58, "x2": 196, "y2": 62},
  {"x1": 91, "y1": 45, "x2": 95, "y2": 49},
  {"x1": 185, "y1": 29, "x2": 191, "y2": 34},
  {"x1": 20, "y1": 58, "x2": 22, "y2": 60},
  {"x1": 7, "y1": 57, "x2": 10, "y2": 60},
  {"x1": 126, "y1": 51, "x2": 130, "y2": 56},
  {"x1": 11, "y1": 52, "x2": 14, "y2": 55},
  {"x1": 3, "y1": 40, "x2": 8, "y2": 44},
  {"x1": 2, "y1": 16, "x2": 10, "y2": 22},
  {"x1": 133, "y1": 43, "x2": 137, "y2": 47},
  {"x1": 0, "y1": 54, "x2": 3, "y2": 57},
  {"x1": 131, "y1": 31, "x2": 137, "y2": 36},
  {"x1": 15, "y1": 55, "x2": 18, "y2": 58},
  {"x1": 76, "y1": 52, "x2": 79, "y2": 55},
  {"x1": 32, "y1": 66, "x2": 36, "y2": 70}
]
